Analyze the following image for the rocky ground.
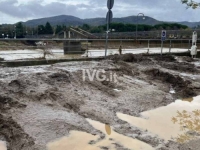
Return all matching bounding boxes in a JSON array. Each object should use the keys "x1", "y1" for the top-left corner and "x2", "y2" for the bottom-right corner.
[{"x1": 0, "y1": 54, "x2": 200, "y2": 150}]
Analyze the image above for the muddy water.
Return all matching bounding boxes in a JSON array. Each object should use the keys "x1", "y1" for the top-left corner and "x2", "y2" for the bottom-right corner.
[
  {"x1": 182, "y1": 97, "x2": 194, "y2": 102},
  {"x1": 0, "y1": 141, "x2": 7, "y2": 150},
  {"x1": 117, "y1": 96, "x2": 200, "y2": 141},
  {"x1": 0, "y1": 49, "x2": 81, "y2": 60},
  {"x1": 47, "y1": 119, "x2": 154, "y2": 150},
  {"x1": 0, "y1": 48, "x2": 189, "y2": 60},
  {"x1": 84, "y1": 48, "x2": 188, "y2": 57}
]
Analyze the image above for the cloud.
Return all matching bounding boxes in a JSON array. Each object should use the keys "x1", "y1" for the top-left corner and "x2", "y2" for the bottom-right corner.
[{"x1": 0, "y1": 0, "x2": 199, "y2": 24}]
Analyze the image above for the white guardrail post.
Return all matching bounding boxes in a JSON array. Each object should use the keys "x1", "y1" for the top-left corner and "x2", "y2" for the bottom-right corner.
[
  {"x1": 147, "y1": 40, "x2": 150, "y2": 54},
  {"x1": 169, "y1": 40, "x2": 172, "y2": 53},
  {"x1": 188, "y1": 40, "x2": 191, "y2": 51}
]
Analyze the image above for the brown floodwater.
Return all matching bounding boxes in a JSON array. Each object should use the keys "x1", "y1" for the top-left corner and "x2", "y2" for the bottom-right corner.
[
  {"x1": 47, "y1": 96, "x2": 200, "y2": 149},
  {"x1": 182, "y1": 97, "x2": 194, "y2": 102},
  {"x1": 47, "y1": 119, "x2": 154, "y2": 150},
  {"x1": 117, "y1": 96, "x2": 200, "y2": 142}
]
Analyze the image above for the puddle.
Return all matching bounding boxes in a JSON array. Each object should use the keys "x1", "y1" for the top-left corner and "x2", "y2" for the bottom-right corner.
[
  {"x1": 117, "y1": 96, "x2": 200, "y2": 142},
  {"x1": 182, "y1": 97, "x2": 193, "y2": 102},
  {"x1": 0, "y1": 141, "x2": 7, "y2": 150},
  {"x1": 105, "y1": 124, "x2": 112, "y2": 135},
  {"x1": 47, "y1": 119, "x2": 154, "y2": 150}
]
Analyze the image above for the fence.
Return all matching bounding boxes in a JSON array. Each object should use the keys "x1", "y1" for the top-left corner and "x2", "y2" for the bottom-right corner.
[
  {"x1": 0, "y1": 39, "x2": 198, "y2": 61},
  {"x1": 91, "y1": 29, "x2": 200, "y2": 39}
]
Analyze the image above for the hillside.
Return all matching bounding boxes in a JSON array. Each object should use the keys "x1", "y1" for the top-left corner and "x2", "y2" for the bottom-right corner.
[
  {"x1": 22, "y1": 15, "x2": 200, "y2": 28},
  {"x1": 84, "y1": 16, "x2": 162, "y2": 26},
  {"x1": 178, "y1": 21, "x2": 200, "y2": 28},
  {"x1": 24, "y1": 15, "x2": 84, "y2": 27}
]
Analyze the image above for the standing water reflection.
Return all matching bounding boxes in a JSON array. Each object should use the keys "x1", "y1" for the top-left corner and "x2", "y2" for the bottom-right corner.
[{"x1": 117, "y1": 96, "x2": 200, "y2": 142}]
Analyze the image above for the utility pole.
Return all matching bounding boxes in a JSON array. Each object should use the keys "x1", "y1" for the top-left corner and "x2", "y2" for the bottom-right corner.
[{"x1": 105, "y1": 0, "x2": 114, "y2": 57}]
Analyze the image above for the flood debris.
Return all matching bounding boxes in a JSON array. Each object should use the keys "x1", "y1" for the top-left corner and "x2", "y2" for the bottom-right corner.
[{"x1": 0, "y1": 53, "x2": 200, "y2": 150}]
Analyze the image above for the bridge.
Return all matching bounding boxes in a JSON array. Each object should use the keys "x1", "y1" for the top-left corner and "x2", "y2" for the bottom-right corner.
[{"x1": 0, "y1": 28, "x2": 199, "y2": 54}]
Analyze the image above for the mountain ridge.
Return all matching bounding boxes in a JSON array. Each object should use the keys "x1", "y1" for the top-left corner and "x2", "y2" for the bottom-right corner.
[{"x1": 22, "y1": 15, "x2": 200, "y2": 28}]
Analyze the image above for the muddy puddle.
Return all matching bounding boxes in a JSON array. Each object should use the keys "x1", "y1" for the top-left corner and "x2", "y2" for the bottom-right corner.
[
  {"x1": 117, "y1": 96, "x2": 200, "y2": 143},
  {"x1": 47, "y1": 96, "x2": 200, "y2": 150},
  {"x1": 0, "y1": 141, "x2": 7, "y2": 150},
  {"x1": 47, "y1": 119, "x2": 154, "y2": 150}
]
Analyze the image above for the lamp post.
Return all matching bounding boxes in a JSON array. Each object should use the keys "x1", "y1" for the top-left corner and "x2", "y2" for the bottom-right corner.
[{"x1": 136, "y1": 13, "x2": 145, "y2": 41}]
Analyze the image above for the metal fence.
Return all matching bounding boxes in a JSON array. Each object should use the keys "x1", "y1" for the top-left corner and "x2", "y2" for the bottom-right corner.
[
  {"x1": 0, "y1": 39, "x2": 198, "y2": 61},
  {"x1": 91, "y1": 30, "x2": 200, "y2": 39}
]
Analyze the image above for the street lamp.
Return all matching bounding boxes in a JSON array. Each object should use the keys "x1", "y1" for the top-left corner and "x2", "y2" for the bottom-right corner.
[
  {"x1": 2, "y1": 34, "x2": 4, "y2": 39},
  {"x1": 136, "y1": 13, "x2": 145, "y2": 41}
]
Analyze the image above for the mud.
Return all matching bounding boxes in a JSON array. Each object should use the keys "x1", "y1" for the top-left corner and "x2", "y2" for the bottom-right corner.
[{"x1": 0, "y1": 54, "x2": 200, "y2": 150}]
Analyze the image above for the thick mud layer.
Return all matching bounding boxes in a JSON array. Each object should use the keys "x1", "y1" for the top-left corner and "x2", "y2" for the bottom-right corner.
[{"x1": 0, "y1": 54, "x2": 200, "y2": 150}]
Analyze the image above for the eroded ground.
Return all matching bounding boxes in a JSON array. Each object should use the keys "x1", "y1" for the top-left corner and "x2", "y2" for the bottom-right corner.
[{"x1": 0, "y1": 54, "x2": 200, "y2": 150}]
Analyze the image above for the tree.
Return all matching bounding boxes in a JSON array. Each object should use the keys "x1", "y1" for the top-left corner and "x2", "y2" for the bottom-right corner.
[
  {"x1": 90, "y1": 26, "x2": 103, "y2": 33},
  {"x1": 181, "y1": 0, "x2": 200, "y2": 9},
  {"x1": 15, "y1": 22, "x2": 24, "y2": 38},
  {"x1": 55, "y1": 25, "x2": 63, "y2": 34},
  {"x1": 81, "y1": 24, "x2": 91, "y2": 31},
  {"x1": 45, "y1": 22, "x2": 53, "y2": 34},
  {"x1": 0, "y1": 25, "x2": 13, "y2": 38},
  {"x1": 38, "y1": 25, "x2": 46, "y2": 35}
]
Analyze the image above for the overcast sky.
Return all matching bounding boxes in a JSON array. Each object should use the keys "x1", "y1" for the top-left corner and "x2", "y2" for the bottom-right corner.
[{"x1": 0, "y1": 0, "x2": 200, "y2": 24}]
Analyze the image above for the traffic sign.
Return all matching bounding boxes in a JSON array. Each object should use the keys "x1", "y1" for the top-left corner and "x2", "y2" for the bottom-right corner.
[
  {"x1": 106, "y1": 10, "x2": 113, "y2": 24},
  {"x1": 161, "y1": 30, "x2": 166, "y2": 37},
  {"x1": 161, "y1": 30, "x2": 166, "y2": 41},
  {"x1": 107, "y1": 0, "x2": 114, "y2": 9}
]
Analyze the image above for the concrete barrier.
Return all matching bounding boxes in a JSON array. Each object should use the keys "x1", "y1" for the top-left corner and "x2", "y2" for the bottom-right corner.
[{"x1": 63, "y1": 41, "x2": 85, "y2": 54}]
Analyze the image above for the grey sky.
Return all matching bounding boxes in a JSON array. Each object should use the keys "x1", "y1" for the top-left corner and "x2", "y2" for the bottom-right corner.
[{"x1": 0, "y1": 0, "x2": 199, "y2": 24}]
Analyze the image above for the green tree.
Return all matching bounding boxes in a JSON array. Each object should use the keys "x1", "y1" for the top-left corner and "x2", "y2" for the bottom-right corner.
[
  {"x1": 181, "y1": 0, "x2": 199, "y2": 9},
  {"x1": 55, "y1": 25, "x2": 63, "y2": 34},
  {"x1": 38, "y1": 25, "x2": 45, "y2": 35},
  {"x1": 90, "y1": 26, "x2": 103, "y2": 33},
  {"x1": 62, "y1": 25, "x2": 67, "y2": 31},
  {"x1": 81, "y1": 24, "x2": 91, "y2": 31},
  {"x1": 45, "y1": 22, "x2": 53, "y2": 34},
  {"x1": 15, "y1": 22, "x2": 24, "y2": 38}
]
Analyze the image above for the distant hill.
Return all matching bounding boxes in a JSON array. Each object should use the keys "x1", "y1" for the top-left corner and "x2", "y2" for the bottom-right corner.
[
  {"x1": 177, "y1": 21, "x2": 200, "y2": 28},
  {"x1": 22, "y1": 15, "x2": 200, "y2": 28},
  {"x1": 84, "y1": 16, "x2": 162, "y2": 26},
  {"x1": 24, "y1": 15, "x2": 84, "y2": 27}
]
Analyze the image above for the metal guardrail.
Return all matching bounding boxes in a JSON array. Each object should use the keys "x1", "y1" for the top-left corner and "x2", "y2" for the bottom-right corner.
[
  {"x1": 0, "y1": 38, "x2": 198, "y2": 41},
  {"x1": 0, "y1": 38, "x2": 198, "y2": 60}
]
